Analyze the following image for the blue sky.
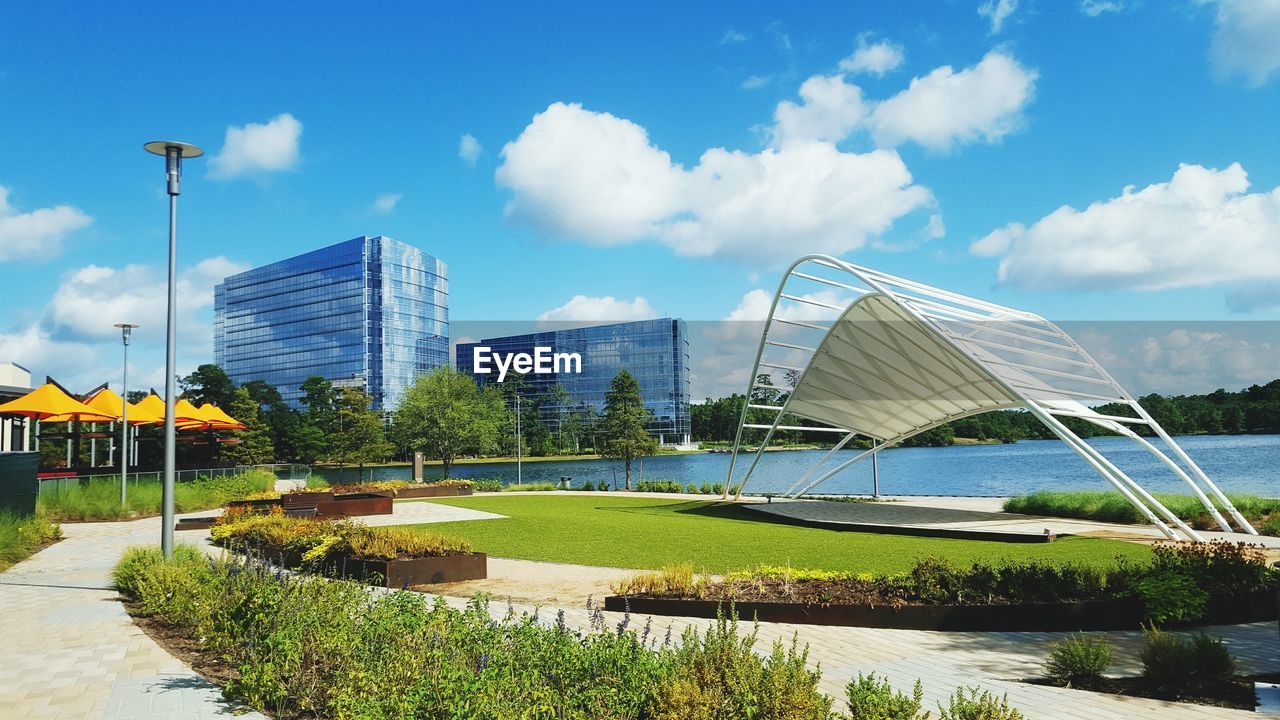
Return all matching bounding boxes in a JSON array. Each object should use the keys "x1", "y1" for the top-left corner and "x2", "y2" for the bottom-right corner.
[{"x1": 1, "y1": 1, "x2": 1278, "y2": 399}]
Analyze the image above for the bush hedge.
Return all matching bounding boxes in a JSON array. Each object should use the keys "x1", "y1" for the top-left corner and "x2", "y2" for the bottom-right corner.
[{"x1": 114, "y1": 548, "x2": 1025, "y2": 719}]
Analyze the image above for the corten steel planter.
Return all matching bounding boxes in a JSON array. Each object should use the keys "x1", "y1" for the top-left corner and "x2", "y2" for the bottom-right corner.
[
  {"x1": 175, "y1": 516, "x2": 218, "y2": 531},
  {"x1": 314, "y1": 493, "x2": 393, "y2": 518},
  {"x1": 225, "y1": 497, "x2": 283, "y2": 512},
  {"x1": 317, "y1": 553, "x2": 488, "y2": 586},
  {"x1": 395, "y1": 485, "x2": 475, "y2": 499},
  {"x1": 603, "y1": 589, "x2": 1278, "y2": 632},
  {"x1": 230, "y1": 542, "x2": 487, "y2": 586},
  {"x1": 281, "y1": 491, "x2": 334, "y2": 509}
]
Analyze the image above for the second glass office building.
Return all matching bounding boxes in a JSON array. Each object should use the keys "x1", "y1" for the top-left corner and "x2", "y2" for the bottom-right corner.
[
  {"x1": 214, "y1": 236, "x2": 448, "y2": 410},
  {"x1": 456, "y1": 319, "x2": 692, "y2": 445}
]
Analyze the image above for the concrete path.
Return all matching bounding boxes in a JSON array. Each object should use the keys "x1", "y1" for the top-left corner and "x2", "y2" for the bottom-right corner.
[
  {"x1": 2, "y1": 500, "x2": 1275, "y2": 719},
  {"x1": 0, "y1": 514, "x2": 265, "y2": 720}
]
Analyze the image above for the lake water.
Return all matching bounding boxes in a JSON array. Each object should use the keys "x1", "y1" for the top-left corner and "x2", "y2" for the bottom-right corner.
[{"x1": 318, "y1": 434, "x2": 1280, "y2": 498}]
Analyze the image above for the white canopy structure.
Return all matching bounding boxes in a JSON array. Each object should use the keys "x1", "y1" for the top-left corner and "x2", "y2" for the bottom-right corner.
[{"x1": 723, "y1": 255, "x2": 1258, "y2": 541}]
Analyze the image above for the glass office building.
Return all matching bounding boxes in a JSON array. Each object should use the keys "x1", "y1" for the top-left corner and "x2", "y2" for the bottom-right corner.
[
  {"x1": 456, "y1": 319, "x2": 691, "y2": 445},
  {"x1": 214, "y1": 236, "x2": 448, "y2": 410}
]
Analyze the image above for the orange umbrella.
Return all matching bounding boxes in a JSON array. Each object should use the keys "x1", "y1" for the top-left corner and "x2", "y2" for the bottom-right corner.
[{"x1": 0, "y1": 383, "x2": 116, "y2": 422}]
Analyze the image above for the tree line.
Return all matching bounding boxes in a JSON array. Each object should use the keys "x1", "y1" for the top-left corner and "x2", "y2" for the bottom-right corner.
[
  {"x1": 692, "y1": 377, "x2": 1280, "y2": 446},
  {"x1": 174, "y1": 364, "x2": 659, "y2": 488}
]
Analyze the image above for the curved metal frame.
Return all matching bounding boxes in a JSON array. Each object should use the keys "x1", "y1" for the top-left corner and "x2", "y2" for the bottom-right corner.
[{"x1": 723, "y1": 255, "x2": 1257, "y2": 541}]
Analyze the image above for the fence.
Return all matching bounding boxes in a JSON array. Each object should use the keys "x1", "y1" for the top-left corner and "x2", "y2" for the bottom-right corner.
[{"x1": 37, "y1": 463, "x2": 311, "y2": 497}]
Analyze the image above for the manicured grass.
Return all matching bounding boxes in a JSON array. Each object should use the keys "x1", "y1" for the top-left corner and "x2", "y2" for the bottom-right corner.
[
  {"x1": 0, "y1": 512, "x2": 61, "y2": 572},
  {"x1": 417, "y1": 495, "x2": 1152, "y2": 574},
  {"x1": 38, "y1": 469, "x2": 280, "y2": 522},
  {"x1": 1005, "y1": 490, "x2": 1280, "y2": 534}
]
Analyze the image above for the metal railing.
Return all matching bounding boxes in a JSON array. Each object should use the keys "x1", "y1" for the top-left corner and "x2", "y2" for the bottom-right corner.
[{"x1": 37, "y1": 463, "x2": 311, "y2": 496}]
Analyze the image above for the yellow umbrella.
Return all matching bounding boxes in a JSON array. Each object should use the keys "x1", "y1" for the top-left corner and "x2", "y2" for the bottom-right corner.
[
  {"x1": 198, "y1": 402, "x2": 247, "y2": 431},
  {"x1": 0, "y1": 383, "x2": 116, "y2": 422},
  {"x1": 132, "y1": 393, "x2": 168, "y2": 424}
]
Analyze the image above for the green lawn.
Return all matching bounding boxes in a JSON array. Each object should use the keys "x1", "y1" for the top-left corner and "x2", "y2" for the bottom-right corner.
[{"x1": 416, "y1": 495, "x2": 1152, "y2": 574}]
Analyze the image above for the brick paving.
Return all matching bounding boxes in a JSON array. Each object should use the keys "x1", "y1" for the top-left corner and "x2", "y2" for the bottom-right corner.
[{"x1": 0, "y1": 497, "x2": 1275, "y2": 719}]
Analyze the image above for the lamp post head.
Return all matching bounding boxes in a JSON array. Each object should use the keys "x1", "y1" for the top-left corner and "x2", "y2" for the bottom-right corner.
[
  {"x1": 114, "y1": 322, "x2": 139, "y2": 346},
  {"x1": 143, "y1": 141, "x2": 203, "y2": 196}
]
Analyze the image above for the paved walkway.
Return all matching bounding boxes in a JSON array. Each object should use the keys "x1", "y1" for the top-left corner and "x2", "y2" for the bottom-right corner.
[
  {"x1": 0, "y1": 514, "x2": 265, "y2": 720},
  {"x1": 2, "y1": 501, "x2": 1276, "y2": 719}
]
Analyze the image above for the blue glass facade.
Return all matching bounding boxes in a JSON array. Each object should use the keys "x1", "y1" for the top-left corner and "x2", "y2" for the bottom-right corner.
[
  {"x1": 214, "y1": 236, "x2": 448, "y2": 409},
  {"x1": 456, "y1": 319, "x2": 691, "y2": 445}
]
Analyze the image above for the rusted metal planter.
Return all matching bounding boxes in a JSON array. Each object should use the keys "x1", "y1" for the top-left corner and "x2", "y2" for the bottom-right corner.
[
  {"x1": 604, "y1": 589, "x2": 1278, "y2": 632},
  {"x1": 395, "y1": 485, "x2": 474, "y2": 499},
  {"x1": 234, "y1": 543, "x2": 487, "y2": 587},
  {"x1": 281, "y1": 490, "x2": 334, "y2": 508},
  {"x1": 314, "y1": 492, "x2": 393, "y2": 518},
  {"x1": 175, "y1": 516, "x2": 218, "y2": 531},
  {"x1": 225, "y1": 497, "x2": 283, "y2": 512}
]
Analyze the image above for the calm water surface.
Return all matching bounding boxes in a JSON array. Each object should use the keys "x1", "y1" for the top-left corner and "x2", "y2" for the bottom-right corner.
[{"x1": 320, "y1": 434, "x2": 1279, "y2": 497}]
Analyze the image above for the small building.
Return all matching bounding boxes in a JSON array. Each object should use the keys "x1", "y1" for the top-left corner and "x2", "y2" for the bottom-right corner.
[
  {"x1": 214, "y1": 236, "x2": 449, "y2": 410},
  {"x1": 456, "y1": 319, "x2": 692, "y2": 447},
  {"x1": 0, "y1": 362, "x2": 34, "y2": 452}
]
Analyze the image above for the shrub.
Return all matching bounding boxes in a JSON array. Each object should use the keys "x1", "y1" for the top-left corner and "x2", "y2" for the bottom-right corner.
[
  {"x1": 611, "y1": 563, "x2": 708, "y2": 598},
  {"x1": 114, "y1": 544, "x2": 217, "y2": 628},
  {"x1": 937, "y1": 686, "x2": 1023, "y2": 720},
  {"x1": 39, "y1": 469, "x2": 277, "y2": 521},
  {"x1": 1043, "y1": 634, "x2": 1112, "y2": 686},
  {"x1": 1129, "y1": 570, "x2": 1209, "y2": 624},
  {"x1": 471, "y1": 477, "x2": 503, "y2": 493},
  {"x1": 1140, "y1": 627, "x2": 1198, "y2": 691},
  {"x1": 845, "y1": 673, "x2": 927, "y2": 719},
  {"x1": 580, "y1": 480, "x2": 595, "y2": 491},
  {"x1": 699, "y1": 482, "x2": 713, "y2": 495},
  {"x1": 686, "y1": 483, "x2": 698, "y2": 494},
  {"x1": 1141, "y1": 628, "x2": 1237, "y2": 694},
  {"x1": 0, "y1": 511, "x2": 61, "y2": 571},
  {"x1": 648, "y1": 615, "x2": 832, "y2": 720},
  {"x1": 501, "y1": 482, "x2": 560, "y2": 492},
  {"x1": 636, "y1": 480, "x2": 683, "y2": 493},
  {"x1": 211, "y1": 512, "x2": 471, "y2": 561}
]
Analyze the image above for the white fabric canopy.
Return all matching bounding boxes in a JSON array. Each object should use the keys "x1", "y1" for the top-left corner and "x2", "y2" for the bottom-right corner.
[{"x1": 724, "y1": 254, "x2": 1258, "y2": 540}]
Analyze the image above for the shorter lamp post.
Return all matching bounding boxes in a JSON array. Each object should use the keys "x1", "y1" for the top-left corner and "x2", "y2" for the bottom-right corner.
[{"x1": 114, "y1": 323, "x2": 138, "y2": 506}]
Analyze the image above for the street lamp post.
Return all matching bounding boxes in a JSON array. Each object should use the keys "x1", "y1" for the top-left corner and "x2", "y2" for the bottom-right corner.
[
  {"x1": 144, "y1": 140, "x2": 203, "y2": 558},
  {"x1": 114, "y1": 323, "x2": 138, "y2": 507}
]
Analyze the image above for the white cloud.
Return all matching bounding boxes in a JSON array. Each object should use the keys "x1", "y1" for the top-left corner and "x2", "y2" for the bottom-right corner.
[
  {"x1": 772, "y1": 74, "x2": 866, "y2": 146},
  {"x1": 208, "y1": 113, "x2": 303, "y2": 179},
  {"x1": 978, "y1": 0, "x2": 1019, "y2": 33},
  {"x1": 741, "y1": 74, "x2": 772, "y2": 90},
  {"x1": 1203, "y1": 0, "x2": 1280, "y2": 87},
  {"x1": 1080, "y1": 0, "x2": 1126, "y2": 16},
  {"x1": 458, "y1": 133, "x2": 483, "y2": 165},
  {"x1": 496, "y1": 102, "x2": 934, "y2": 263},
  {"x1": 868, "y1": 51, "x2": 1037, "y2": 151},
  {"x1": 0, "y1": 186, "x2": 92, "y2": 262},
  {"x1": 44, "y1": 256, "x2": 247, "y2": 349},
  {"x1": 838, "y1": 35, "x2": 905, "y2": 76},
  {"x1": 373, "y1": 193, "x2": 402, "y2": 213},
  {"x1": 972, "y1": 163, "x2": 1280, "y2": 292},
  {"x1": 3, "y1": 256, "x2": 248, "y2": 393},
  {"x1": 537, "y1": 295, "x2": 658, "y2": 323},
  {"x1": 1072, "y1": 325, "x2": 1280, "y2": 396},
  {"x1": 721, "y1": 29, "x2": 749, "y2": 44}
]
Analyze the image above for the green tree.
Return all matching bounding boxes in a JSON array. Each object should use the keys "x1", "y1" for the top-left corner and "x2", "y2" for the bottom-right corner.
[
  {"x1": 393, "y1": 366, "x2": 508, "y2": 478},
  {"x1": 329, "y1": 387, "x2": 392, "y2": 470},
  {"x1": 299, "y1": 376, "x2": 337, "y2": 433},
  {"x1": 222, "y1": 387, "x2": 275, "y2": 464},
  {"x1": 242, "y1": 379, "x2": 303, "y2": 462},
  {"x1": 179, "y1": 364, "x2": 236, "y2": 408},
  {"x1": 600, "y1": 369, "x2": 658, "y2": 490}
]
